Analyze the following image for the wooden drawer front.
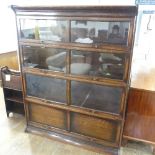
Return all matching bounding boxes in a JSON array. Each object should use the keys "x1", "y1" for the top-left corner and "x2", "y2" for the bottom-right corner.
[
  {"x1": 3, "y1": 74, "x2": 22, "y2": 90},
  {"x1": 71, "y1": 112, "x2": 120, "y2": 143},
  {"x1": 29, "y1": 103, "x2": 67, "y2": 130}
]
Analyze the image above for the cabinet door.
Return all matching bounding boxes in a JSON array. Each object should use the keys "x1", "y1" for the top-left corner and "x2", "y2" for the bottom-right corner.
[
  {"x1": 71, "y1": 80, "x2": 124, "y2": 114},
  {"x1": 71, "y1": 20, "x2": 130, "y2": 47},
  {"x1": 70, "y1": 50, "x2": 127, "y2": 80},
  {"x1": 71, "y1": 112, "x2": 120, "y2": 143},
  {"x1": 19, "y1": 19, "x2": 69, "y2": 42},
  {"x1": 29, "y1": 103, "x2": 67, "y2": 130},
  {"x1": 25, "y1": 74, "x2": 66, "y2": 104},
  {"x1": 21, "y1": 45, "x2": 67, "y2": 73}
]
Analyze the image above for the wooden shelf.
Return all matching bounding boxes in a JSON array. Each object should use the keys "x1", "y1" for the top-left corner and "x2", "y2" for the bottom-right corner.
[
  {"x1": 4, "y1": 87, "x2": 22, "y2": 92},
  {"x1": 1, "y1": 66, "x2": 24, "y2": 116},
  {"x1": 6, "y1": 97, "x2": 23, "y2": 104}
]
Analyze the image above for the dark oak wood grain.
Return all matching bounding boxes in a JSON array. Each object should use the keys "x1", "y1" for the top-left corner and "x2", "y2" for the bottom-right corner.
[
  {"x1": 71, "y1": 112, "x2": 120, "y2": 143},
  {"x1": 12, "y1": 5, "x2": 137, "y2": 154},
  {"x1": 11, "y1": 5, "x2": 138, "y2": 17},
  {"x1": 123, "y1": 88, "x2": 155, "y2": 144},
  {"x1": 29, "y1": 103, "x2": 67, "y2": 130}
]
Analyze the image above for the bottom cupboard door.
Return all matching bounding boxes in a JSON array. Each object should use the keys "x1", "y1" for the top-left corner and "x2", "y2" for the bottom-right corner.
[
  {"x1": 28, "y1": 103, "x2": 67, "y2": 130},
  {"x1": 70, "y1": 112, "x2": 121, "y2": 145}
]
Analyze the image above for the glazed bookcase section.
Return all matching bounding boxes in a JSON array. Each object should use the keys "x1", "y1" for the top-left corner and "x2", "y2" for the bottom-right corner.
[
  {"x1": 71, "y1": 81, "x2": 123, "y2": 114},
  {"x1": 18, "y1": 17, "x2": 132, "y2": 50},
  {"x1": 19, "y1": 19, "x2": 69, "y2": 42},
  {"x1": 21, "y1": 45, "x2": 67, "y2": 73},
  {"x1": 70, "y1": 50, "x2": 127, "y2": 80},
  {"x1": 71, "y1": 20, "x2": 130, "y2": 46},
  {"x1": 25, "y1": 73, "x2": 124, "y2": 115},
  {"x1": 25, "y1": 73, "x2": 66, "y2": 104},
  {"x1": 21, "y1": 45, "x2": 129, "y2": 81}
]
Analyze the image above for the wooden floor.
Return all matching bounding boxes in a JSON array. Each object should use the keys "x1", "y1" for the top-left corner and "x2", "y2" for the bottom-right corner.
[{"x1": 0, "y1": 88, "x2": 153, "y2": 155}]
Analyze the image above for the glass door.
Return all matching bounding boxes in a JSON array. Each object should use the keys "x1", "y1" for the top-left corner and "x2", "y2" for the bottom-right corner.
[
  {"x1": 71, "y1": 80, "x2": 124, "y2": 114},
  {"x1": 25, "y1": 73, "x2": 67, "y2": 104},
  {"x1": 19, "y1": 19, "x2": 69, "y2": 42},
  {"x1": 21, "y1": 45, "x2": 67, "y2": 73},
  {"x1": 70, "y1": 50, "x2": 127, "y2": 80},
  {"x1": 71, "y1": 20, "x2": 130, "y2": 46}
]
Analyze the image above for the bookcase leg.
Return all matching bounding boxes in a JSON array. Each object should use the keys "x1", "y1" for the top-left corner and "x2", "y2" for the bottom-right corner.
[{"x1": 122, "y1": 139, "x2": 128, "y2": 147}]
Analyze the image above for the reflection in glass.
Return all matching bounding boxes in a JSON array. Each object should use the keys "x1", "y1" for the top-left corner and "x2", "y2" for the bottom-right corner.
[
  {"x1": 20, "y1": 19, "x2": 68, "y2": 42},
  {"x1": 71, "y1": 50, "x2": 125, "y2": 80},
  {"x1": 71, "y1": 81, "x2": 122, "y2": 114},
  {"x1": 26, "y1": 74, "x2": 66, "y2": 103},
  {"x1": 71, "y1": 20, "x2": 129, "y2": 45},
  {"x1": 22, "y1": 46, "x2": 67, "y2": 72}
]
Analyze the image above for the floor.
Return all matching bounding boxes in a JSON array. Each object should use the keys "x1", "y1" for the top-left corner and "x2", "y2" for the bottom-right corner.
[{"x1": 0, "y1": 88, "x2": 153, "y2": 155}]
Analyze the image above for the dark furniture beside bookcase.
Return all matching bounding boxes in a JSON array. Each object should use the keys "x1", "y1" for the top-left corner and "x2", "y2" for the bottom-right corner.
[
  {"x1": 12, "y1": 5, "x2": 137, "y2": 154},
  {"x1": 0, "y1": 66, "x2": 24, "y2": 116},
  {"x1": 124, "y1": 88, "x2": 155, "y2": 145}
]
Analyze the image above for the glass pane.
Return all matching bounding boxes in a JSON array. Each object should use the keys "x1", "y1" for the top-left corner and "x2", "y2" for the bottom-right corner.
[
  {"x1": 26, "y1": 74, "x2": 66, "y2": 103},
  {"x1": 22, "y1": 46, "x2": 67, "y2": 72},
  {"x1": 71, "y1": 20, "x2": 129, "y2": 45},
  {"x1": 20, "y1": 19, "x2": 68, "y2": 42},
  {"x1": 71, "y1": 50, "x2": 125, "y2": 80},
  {"x1": 71, "y1": 81, "x2": 122, "y2": 114}
]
